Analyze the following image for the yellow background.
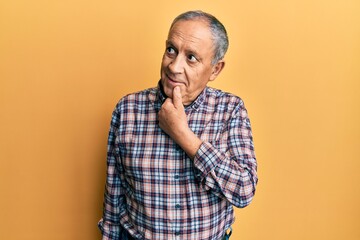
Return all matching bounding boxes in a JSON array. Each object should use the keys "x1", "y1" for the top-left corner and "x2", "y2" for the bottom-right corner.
[{"x1": 1, "y1": 0, "x2": 359, "y2": 239}]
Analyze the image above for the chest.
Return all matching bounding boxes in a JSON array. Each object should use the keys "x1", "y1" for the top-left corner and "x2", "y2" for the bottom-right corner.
[{"x1": 116, "y1": 107, "x2": 230, "y2": 179}]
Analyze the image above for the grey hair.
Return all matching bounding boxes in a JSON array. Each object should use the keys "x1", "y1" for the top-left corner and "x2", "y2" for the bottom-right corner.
[{"x1": 170, "y1": 10, "x2": 229, "y2": 65}]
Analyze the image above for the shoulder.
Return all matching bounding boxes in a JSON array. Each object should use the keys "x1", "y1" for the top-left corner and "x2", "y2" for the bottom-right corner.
[
  {"x1": 206, "y1": 87, "x2": 250, "y2": 121},
  {"x1": 115, "y1": 87, "x2": 157, "y2": 111},
  {"x1": 206, "y1": 87, "x2": 245, "y2": 111}
]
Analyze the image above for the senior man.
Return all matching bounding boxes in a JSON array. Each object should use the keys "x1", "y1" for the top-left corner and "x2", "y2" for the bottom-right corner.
[{"x1": 98, "y1": 10, "x2": 258, "y2": 240}]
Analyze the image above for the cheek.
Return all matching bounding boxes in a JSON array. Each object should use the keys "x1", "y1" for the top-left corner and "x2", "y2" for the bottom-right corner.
[
  {"x1": 160, "y1": 56, "x2": 167, "y2": 70},
  {"x1": 161, "y1": 55, "x2": 171, "y2": 66},
  {"x1": 190, "y1": 68, "x2": 203, "y2": 87},
  {"x1": 160, "y1": 61, "x2": 169, "y2": 80},
  {"x1": 160, "y1": 58, "x2": 166, "y2": 70},
  {"x1": 191, "y1": 69, "x2": 210, "y2": 90}
]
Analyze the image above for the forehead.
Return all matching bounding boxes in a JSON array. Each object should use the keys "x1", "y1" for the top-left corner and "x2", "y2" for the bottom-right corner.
[{"x1": 167, "y1": 19, "x2": 214, "y2": 50}]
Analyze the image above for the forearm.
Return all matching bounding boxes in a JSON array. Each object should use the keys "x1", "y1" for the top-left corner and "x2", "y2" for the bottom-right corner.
[
  {"x1": 158, "y1": 86, "x2": 203, "y2": 158},
  {"x1": 194, "y1": 141, "x2": 257, "y2": 208},
  {"x1": 170, "y1": 126, "x2": 202, "y2": 159},
  {"x1": 173, "y1": 124, "x2": 257, "y2": 208},
  {"x1": 192, "y1": 105, "x2": 258, "y2": 208}
]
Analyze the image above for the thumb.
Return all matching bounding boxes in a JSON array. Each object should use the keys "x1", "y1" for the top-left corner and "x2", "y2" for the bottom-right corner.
[{"x1": 172, "y1": 86, "x2": 183, "y2": 108}]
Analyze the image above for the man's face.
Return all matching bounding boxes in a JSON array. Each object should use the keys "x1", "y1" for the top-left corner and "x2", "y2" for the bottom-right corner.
[{"x1": 160, "y1": 19, "x2": 224, "y2": 105}]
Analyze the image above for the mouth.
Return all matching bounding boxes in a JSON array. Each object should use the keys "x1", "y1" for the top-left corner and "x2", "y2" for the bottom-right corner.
[{"x1": 166, "y1": 73, "x2": 184, "y2": 86}]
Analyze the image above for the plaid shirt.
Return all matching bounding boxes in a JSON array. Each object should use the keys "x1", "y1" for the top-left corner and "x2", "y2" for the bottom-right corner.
[{"x1": 98, "y1": 84, "x2": 257, "y2": 240}]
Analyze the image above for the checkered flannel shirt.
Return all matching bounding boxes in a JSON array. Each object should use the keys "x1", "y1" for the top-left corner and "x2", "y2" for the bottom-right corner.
[{"x1": 98, "y1": 84, "x2": 258, "y2": 240}]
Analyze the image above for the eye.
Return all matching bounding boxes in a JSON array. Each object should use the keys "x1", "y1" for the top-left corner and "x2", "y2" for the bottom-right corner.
[
  {"x1": 166, "y1": 47, "x2": 176, "y2": 55},
  {"x1": 188, "y1": 54, "x2": 198, "y2": 62}
]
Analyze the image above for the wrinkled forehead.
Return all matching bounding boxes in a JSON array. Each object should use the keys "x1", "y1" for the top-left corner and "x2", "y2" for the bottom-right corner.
[{"x1": 167, "y1": 19, "x2": 214, "y2": 44}]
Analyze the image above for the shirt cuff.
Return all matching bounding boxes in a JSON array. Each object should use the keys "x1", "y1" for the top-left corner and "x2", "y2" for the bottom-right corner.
[
  {"x1": 98, "y1": 218, "x2": 120, "y2": 239},
  {"x1": 193, "y1": 141, "x2": 225, "y2": 180}
]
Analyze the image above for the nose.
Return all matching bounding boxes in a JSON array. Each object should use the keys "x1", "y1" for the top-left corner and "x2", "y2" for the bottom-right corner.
[{"x1": 168, "y1": 55, "x2": 185, "y2": 74}]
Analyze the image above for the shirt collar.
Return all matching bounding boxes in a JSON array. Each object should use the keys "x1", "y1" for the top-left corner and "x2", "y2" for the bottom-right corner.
[{"x1": 156, "y1": 81, "x2": 207, "y2": 113}]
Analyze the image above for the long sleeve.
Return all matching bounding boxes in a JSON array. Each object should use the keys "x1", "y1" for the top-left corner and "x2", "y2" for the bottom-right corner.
[
  {"x1": 98, "y1": 106, "x2": 143, "y2": 240},
  {"x1": 98, "y1": 107, "x2": 123, "y2": 239},
  {"x1": 193, "y1": 100, "x2": 258, "y2": 208}
]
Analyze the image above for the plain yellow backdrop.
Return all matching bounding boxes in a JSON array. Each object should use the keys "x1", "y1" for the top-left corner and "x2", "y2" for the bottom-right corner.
[{"x1": 1, "y1": 0, "x2": 359, "y2": 239}]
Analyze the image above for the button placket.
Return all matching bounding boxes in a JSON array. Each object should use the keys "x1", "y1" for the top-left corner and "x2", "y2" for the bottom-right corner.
[{"x1": 172, "y1": 142, "x2": 183, "y2": 239}]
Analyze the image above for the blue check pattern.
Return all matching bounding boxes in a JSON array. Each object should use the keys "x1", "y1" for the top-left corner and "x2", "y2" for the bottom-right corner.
[{"x1": 98, "y1": 84, "x2": 258, "y2": 240}]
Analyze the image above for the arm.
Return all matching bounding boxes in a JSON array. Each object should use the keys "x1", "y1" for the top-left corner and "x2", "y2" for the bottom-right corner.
[
  {"x1": 193, "y1": 104, "x2": 257, "y2": 208},
  {"x1": 98, "y1": 108, "x2": 123, "y2": 239},
  {"x1": 98, "y1": 105, "x2": 142, "y2": 239},
  {"x1": 158, "y1": 87, "x2": 202, "y2": 158},
  {"x1": 158, "y1": 87, "x2": 257, "y2": 208}
]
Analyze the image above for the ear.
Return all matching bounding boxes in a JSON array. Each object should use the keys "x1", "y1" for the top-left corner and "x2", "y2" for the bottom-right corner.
[{"x1": 209, "y1": 60, "x2": 225, "y2": 81}]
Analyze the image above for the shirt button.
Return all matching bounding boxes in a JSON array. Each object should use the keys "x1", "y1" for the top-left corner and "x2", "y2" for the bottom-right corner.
[
  {"x1": 174, "y1": 175, "x2": 180, "y2": 180},
  {"x1": 175, "y1": 204, "x2": 181, "y2": 209},
  {"x1": 175, "y1": 231, "x2": 181, "y2": 236}
]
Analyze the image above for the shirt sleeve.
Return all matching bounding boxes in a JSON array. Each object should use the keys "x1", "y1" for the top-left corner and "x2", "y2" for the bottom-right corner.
[
  {"x1": 98, "y1": 107, "x2": 123, "y2": 239},
  {"x1": 193, "y1": 100, "x2": 258, "y2": 208},
  {"x1": 98, "y1": 105, "x2": 142, "y2": 239}
]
